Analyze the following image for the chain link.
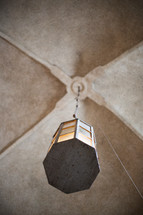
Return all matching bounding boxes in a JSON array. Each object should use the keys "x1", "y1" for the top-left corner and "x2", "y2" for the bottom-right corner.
[{"x1": 73, "y1": 86, "x2": 80, "y2": 118}]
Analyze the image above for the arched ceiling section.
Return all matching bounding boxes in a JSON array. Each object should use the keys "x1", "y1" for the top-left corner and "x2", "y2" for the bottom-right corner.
[
  {"x1": 0, "y1": 37, "x2": 66, "y2": 152},
  {"x1": 0, "y1": 0, "x2": 143, "y2": 77}
]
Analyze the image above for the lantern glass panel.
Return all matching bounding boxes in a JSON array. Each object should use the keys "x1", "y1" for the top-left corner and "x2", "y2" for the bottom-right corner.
[
  {"x1": 79, "y1": 121, "x2": 90, "y2": 131},
  {"x1": 60, "y1": 126, "x2": 75, "y2": 135},
  {"x1": 78, "y1": 132, "x2": 92, "y2": 146},
  {"x1": 79, "y1": 126, "x2": 91, "y2": 138},
  {"x1": 63, "y1": 120, "x2": 76, "y2": 128},
  {"x1": 58, "y1": 132, "x2": 74, "y2": 142}
]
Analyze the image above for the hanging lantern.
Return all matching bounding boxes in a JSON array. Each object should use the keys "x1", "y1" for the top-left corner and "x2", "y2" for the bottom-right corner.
[
  {"x1": 43, "y1": 86, "x2": 100, "y2": 193},
  {"x1": 43, "y1": 118, "x2": 100, "y2": 194}
]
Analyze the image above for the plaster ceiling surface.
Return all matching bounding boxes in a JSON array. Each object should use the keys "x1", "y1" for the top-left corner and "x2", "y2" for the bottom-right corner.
[
  {"x1": 0, "y1": 37, "x2": 66, "y2": 152},
  {"x1": 86, "y1": 42, "x2": 143, "y2": 140},
  {"x1": 0, "y1": 0, "x2": 143, "y2": 77},
  {"x1": 0, "y1": 0, "x2": 143, "y2": 214}
]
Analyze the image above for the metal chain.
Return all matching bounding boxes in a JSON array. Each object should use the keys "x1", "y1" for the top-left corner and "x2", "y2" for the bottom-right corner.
[{"x1": 73, "y1": 86, "x2": 80, "y2": 118}]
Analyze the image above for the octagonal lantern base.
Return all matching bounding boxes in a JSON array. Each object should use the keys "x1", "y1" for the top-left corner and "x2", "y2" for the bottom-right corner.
[{"x1": 43, "y1": 138, "x2": 100, "y2": 194}]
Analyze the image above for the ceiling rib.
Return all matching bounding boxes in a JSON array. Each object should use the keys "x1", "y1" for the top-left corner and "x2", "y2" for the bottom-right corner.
[
  {"x1": 0, "y1": 31, "x2": 71, "y2": 86},
  {"x1": 0, "y1": 93, "x2": 73, "y2": 158}
]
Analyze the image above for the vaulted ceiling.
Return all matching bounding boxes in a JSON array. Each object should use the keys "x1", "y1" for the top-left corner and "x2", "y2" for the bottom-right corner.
[{"x1": 0, "y1": 1, "x2": 143, "y2": 215}]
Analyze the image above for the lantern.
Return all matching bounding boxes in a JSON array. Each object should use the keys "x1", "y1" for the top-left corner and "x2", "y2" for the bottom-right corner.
[{"x1": 43, "y1": 118, "x2": 100, "y2": 194}]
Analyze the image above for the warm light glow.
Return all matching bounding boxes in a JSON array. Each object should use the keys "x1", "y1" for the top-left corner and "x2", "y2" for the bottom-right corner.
[
  {"x1": 63, "y1": 120, "x2": 76, "y2": 128},
  {"x1": 49, "y1": 119, "x2": 95, "y2": 149},
  {"x1": 60, "y1": 126, "x2": 75, "y2": 135},
  {"x1": 58, "y1": 132, "x2": 74, "y2": 142},
  {"x1": 48, "y1": 131, "x2": 58, "y2": 152},
  {"x1": 48, "y1": 141, "x2": 54, "y2": 152}
]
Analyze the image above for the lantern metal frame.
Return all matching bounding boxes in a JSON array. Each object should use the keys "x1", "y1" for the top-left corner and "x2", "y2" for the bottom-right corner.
[{"x1": 48, "y1": 118, "x2": 97, "y2": 153}]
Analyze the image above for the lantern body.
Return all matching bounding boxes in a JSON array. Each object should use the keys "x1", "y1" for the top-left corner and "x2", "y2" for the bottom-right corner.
[{"x1": 43, "y1": 119, "x2": 100, "y2": 194}]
